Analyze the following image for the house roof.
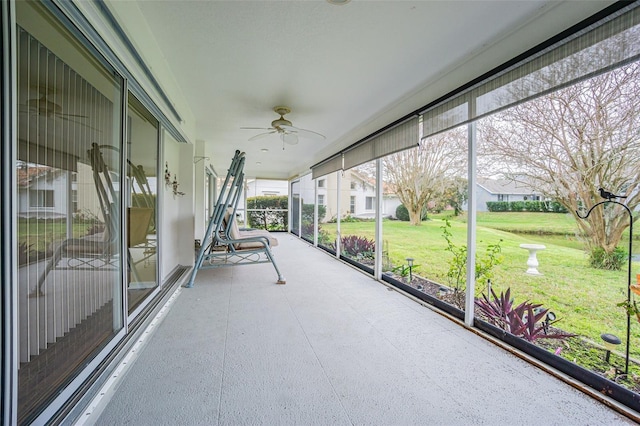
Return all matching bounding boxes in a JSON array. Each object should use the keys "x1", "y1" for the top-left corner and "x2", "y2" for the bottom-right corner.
[
  {"x1": 17, "y1": 165, "x2": 53, "y2": 188},
  {"x1": 477, "y1": 177, "x2": 539, "y2": 196}
]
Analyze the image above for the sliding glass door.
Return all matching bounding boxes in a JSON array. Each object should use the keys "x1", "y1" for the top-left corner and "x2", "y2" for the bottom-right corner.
[{"x1": 16, "y1": 2, "x2": 124, "y2": 422}]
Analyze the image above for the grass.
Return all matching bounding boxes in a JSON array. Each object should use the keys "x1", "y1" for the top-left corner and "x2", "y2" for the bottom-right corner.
[
  {"x1": 18, "y1": 219, "x2": 99, "y2": 253},
  {"x1": 320, "y1": 212, "x2": 640, "y2": 366}
]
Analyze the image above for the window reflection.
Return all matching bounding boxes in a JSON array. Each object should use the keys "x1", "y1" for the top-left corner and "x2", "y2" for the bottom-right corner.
[
  {"x1": 16, "y1": 2, "x2": 123, "y2": 421},
  {"x1": 126, "y1": 95, "x2": 159, "y2": 312}
]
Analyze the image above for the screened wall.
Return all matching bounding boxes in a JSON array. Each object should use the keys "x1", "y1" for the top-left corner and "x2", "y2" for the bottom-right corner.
[{"x1": 305, "y1": 2, "x2": 640, "y2": 409}]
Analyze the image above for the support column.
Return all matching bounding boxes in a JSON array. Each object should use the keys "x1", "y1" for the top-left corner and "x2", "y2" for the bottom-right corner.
[
  {"x1": 375, "y1": 158, "x2": 383, "y2": 280},
  {"x1": 313, "y1": 178, "x2": 318, "y2": 246},
  {"x1": 464, "y1": 119, "x2": 477, "y2": 327},
  {"x1": 336, "y1": 172, "x2": 342, "y2": 258}
]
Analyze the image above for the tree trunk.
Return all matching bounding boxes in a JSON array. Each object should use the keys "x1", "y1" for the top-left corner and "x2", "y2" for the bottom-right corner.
[{"x1": 408, "y1": 209, "x2": 422, "y2": 226}]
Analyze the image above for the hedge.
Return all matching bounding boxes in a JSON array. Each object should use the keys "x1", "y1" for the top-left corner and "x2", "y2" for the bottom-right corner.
[
  {"x1": 395, "y1": 204, "x2": 428, "y2": 221},
  {"x1": 247, "y1": 195, "x2": 288, "y2": 230},
  {"x1": 486, "y1": 200, "x2": 568, "y2": 213}
]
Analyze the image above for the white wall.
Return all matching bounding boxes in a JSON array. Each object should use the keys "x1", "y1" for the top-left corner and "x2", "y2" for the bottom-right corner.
[
  {"x1": 161, "y1": 132, "x2": 195, "y2": 279},
  {"x1": 383, "y1": 195, "x2": 401, "y2": 218},
  {"x1": 193, "y1": 140, "x2": 207, "y2": 239}
]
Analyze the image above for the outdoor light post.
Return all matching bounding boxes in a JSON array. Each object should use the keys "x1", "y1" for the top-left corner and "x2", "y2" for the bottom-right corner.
[
  {"x1": 577, "y1": 190, "x2": 634, "y2": 375},
  {"x1": 601, "y1": 333, "x2": 622, "y2": 365},
  {"x1": 544, "y1": 311, "x2": 556, "y2": 335},
  {"x1": 406, "y1": 258, "x2": 414, "y2": 283}
]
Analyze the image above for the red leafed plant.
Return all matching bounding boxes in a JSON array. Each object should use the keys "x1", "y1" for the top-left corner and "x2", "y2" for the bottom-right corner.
[{"x1": 475, "y1": 287, "x2": 575, "y2": 342}]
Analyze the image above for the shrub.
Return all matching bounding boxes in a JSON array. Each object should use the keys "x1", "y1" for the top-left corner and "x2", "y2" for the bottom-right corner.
[
  {"x1": 301, "y1": 203, "x2": 326, "y2": 223},
  {"x1": 441, "y1": 218, "x2": 503, "y2": 302},
  {"x1": 247, "y1": 195, "x2": 288, "y2": 230},
  {"x1": 317, "y1": 227, "x2": 333, "y2": 247},
  {"x1": 395, "y1": 204, "x2": 428, "y2": 221},
  {"x1": 475, "y1": 287, "x2": 575, "y2": 342},
  {"x1": 589, "y1": 246, "x2": 626, "y2": 271},
  {"x1": 547, "y1": 201, "x2": 568, "y2": 213},
  {"x1": 86, "y1": 224, "x2": 105, "y2": 236},
  {"x1": 524, "y1": 200, "x2": 543, "y2": 212},
  {"x1": 486, "y1": 201, "x2": 509, "y2": 212},
  {"x1": 510, "y1": 201, "x2": 525, "y2": 212},
  {"x1": 332, "y1": 235, "x2": 375, "y2": 260}
]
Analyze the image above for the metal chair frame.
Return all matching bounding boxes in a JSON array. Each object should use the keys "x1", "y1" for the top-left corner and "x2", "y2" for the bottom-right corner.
[{"x1": 186, "y1": 150, "x2": 285, "y2": 287}]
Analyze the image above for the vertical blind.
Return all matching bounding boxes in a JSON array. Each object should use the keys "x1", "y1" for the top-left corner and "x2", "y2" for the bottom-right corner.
[
  {"x1": 18, "y1": 27, "x2": 115, "y2": 171},
  {"x1": 17, "y1": 26, "x2": 118, "y2": 363}
]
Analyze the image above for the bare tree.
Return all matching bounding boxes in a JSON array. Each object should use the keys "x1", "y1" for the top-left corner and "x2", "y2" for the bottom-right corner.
[
  {"x1": 479, "y1": 62, "x2": 640, "y2": 261},
  {"x1": 384, "y1": 128, "x2": 467, "y2": 225}
]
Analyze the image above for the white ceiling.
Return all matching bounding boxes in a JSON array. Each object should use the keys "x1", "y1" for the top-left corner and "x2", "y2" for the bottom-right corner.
[{"x1": 122, "y1": 0, "x2": 613, "y2": 180}]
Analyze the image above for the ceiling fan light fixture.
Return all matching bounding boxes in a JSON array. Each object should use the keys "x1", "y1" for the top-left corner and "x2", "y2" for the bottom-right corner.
[
  {"x1": 271, "y1": 117, "x2": 292, "y2": 128},
  {"x1": 327, "y1": 0, "x2": 351, "y2": 5},
  {"x1": 243, "y1": 105, "x2": 325, "y2": 144}
]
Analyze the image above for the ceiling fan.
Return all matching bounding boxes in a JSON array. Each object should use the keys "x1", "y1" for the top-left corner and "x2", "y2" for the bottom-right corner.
[
  {"x1": 242, "y1": 106, "x2": 325, "y2": 145},
  {"x1": 21, "y1": 86, "x2": 89, "y2": 122}
]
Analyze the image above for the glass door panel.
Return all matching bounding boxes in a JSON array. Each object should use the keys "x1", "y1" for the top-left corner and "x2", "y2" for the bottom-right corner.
[
  {"x1": 126, "y1": 94, "x2": 159, "y2": 313},
  {"x1": 16, "y1": 2, "x2": 124, "y2": 422}
]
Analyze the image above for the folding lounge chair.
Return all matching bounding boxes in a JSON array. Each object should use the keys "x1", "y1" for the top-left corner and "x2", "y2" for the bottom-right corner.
[
  {"x1": 36, "y1": 144, "x2": 154, "y2": 295},
  {"x1": 186, "y1": 150, "x2": 285, "y2": 287}
]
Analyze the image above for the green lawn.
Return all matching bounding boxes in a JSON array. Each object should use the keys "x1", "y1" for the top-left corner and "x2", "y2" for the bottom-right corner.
[
  {"x1": 18, "y1": 220, "x2": 99, "y2": 253},
  {"x1": 321, "y1": 212, "x2": 640, "y2": 363}
]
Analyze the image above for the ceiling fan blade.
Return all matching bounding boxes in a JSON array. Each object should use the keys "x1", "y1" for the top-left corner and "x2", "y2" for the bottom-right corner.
[
  {"x1": 280, "y1": 125, "x2": 325, "y2": 141},
  {"x1": 281, "y1": 132, "x2": 299, "y2": 145},
  {"x1": 248, "y1": 131, "x2": 277, "y2": 141},
  {"x1": 241, "y1": 127, "x2": 274, "y2": 130},
  {"x1": 60, "y1": 116, "x2": 102, "y2": 131}
]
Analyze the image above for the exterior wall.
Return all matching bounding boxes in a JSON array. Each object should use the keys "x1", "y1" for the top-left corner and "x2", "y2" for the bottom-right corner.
[
  {"x1": 475, "y1": 186, "x2": 494, "y2": 212},
  {"x1": 315, "y1": 171, "x2": 379, "y2": 222},
  {"x1": 472, "y1": 185, "x2": 540, "y2": 212},
  {"x1": 382, "y1": 195, "x2": 401, "y2": 218},
  {"x1": 75, "y1": 162, "x2": 104, "y2": 220},
  {"x1": 161, "y1": 132, "x2": 195, "y2": 279},
  {"x1": 349, "y1": 176, "x2": 376, "y2": 218},
  {"x1": 246, "y1": 179, "x2": 288, "y2": 197},
  {"x1": 18, "y1": 171, "x2": 69, "y2": 219}
]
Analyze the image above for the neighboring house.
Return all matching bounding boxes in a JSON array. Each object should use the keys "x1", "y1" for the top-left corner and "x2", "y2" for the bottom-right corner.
[
  {"x1": 347, "y1": 170, "x2": 377, "y2": 219},
  {"x1": 240, "y1": 178, "x2": 289, "y2": 222},
  {"x1": 17, "y1": 161, "x2": 120, "y2": 222},
  {"x1": 245, "y1": 178, "x2": 288, "y2": 197},
  {"x1": 17, "y1": 164, "x2": 72, "y2": 219},
  {"x1": 475, "y1": 177, "x2": 542, "y2": 212},
  {"x1": 311, "y1": 171, "x2": 399, "y2": 222}
]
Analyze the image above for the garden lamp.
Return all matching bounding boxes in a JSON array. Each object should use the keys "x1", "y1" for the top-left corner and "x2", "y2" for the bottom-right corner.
[
  {"x1": 406, "y1": 258, "x2": 414, "y2": 282},
  {"x1": 600, "y1": 333, "x2": 621, "y2": 364}
]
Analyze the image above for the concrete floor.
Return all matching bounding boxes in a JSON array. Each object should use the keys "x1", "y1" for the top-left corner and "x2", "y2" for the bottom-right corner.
[{"x1": 94, "y1": 235, "x2": 633, "y2": 425}]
